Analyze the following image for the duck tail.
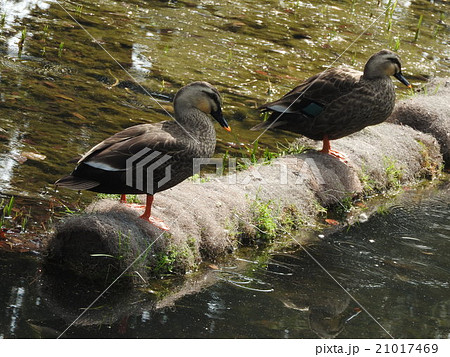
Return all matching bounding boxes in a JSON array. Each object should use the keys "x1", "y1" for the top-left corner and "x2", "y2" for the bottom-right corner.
[
  {"x1": 250, "y1": 121, "x2": 271, "y2": 131},
  {"x1": 250, "y1": 117, "x2": 287, "y2": 131},
  {"x1": 55, "y1": 175, "x2": 99, "y2": 190}
]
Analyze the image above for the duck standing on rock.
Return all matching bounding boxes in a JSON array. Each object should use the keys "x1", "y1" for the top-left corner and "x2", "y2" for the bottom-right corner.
[
  {"x1": 251, "y1": 50, "x2": 412, "y2": 161},
  {"x1": 55, "y1": 81, "x2": 230, "y2": 230}
]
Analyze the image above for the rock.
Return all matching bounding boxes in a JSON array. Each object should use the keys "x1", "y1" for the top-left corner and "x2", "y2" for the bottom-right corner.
[{"x1": 389, "y1": 77, "x2": 450, "y2": 164}]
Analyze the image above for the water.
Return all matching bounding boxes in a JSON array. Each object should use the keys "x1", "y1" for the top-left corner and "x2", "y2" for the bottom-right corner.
[
  {"x1": 0, "y1": 184, "x2": 449, "y2": 338},
  {"x1": 0, "y1": 0, "x2": 449, "y2": 338}
]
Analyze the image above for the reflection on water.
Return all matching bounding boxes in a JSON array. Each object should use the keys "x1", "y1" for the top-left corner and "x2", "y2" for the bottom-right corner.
[
  {"x1": 1, "y1": 0, "x2": 53, "y2": 56},
  {"x1": 0, "y1": 127, "x2": 24, "y2": 190},
  {"x1": 0, "y1": 185, "x2": 448, "y2": 338},
  {"x1": 0, "y1": 0, "x2": 53, "y2": 29}
]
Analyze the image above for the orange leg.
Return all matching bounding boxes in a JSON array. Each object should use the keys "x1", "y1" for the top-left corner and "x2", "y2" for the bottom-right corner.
[
  {"x1": 320, "y1": 135, "x2": 331, "y2": 154},
  {"x1": 118, "y1": 194, "x2": 169, "y2": 230},
  {"x1": 139, "y1": 194, "x2": 169, "y2": 231},
  {"x1": 320, "y1": 135, "x2": 348, "y2": 163}
]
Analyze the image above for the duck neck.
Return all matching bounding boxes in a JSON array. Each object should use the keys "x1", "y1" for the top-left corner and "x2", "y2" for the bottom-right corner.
[{"x1": 175, "y1": 107, "x2": 215, "y2": 140}]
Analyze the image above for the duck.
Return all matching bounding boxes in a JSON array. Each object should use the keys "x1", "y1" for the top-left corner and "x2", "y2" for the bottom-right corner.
[
  {"x1": 55, "y1": 81, "x2": 230, "y2": 230},
  {"x1": 251, "y1": 49, "x2": 411, "y2": 160}
]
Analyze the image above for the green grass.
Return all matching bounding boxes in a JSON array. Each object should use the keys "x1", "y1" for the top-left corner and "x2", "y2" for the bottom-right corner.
[
  {"x1": 383, "y1": 156, "x2": 403, "y2": 190},
  {"x1": 251, "y1": 198, "x2": 277, "y2": 242},
  {"x1": 360, "y1": 163, "x2": 378, "y2": 196},
  {"x1": 385, "y1": 0, "x2": 398, "y2": 32},
  {"x1": 234, "y1": 140, "x2": 308, "y2": 172},
  {"x1": 96, "y1": 193, "x2": 141, "y2": 204},
  {"x1": 1, "y1": 196, "x2": 31, "y2": 232},
  {"x1": 413, "y1": 14, "x2": 423, "y2": 42},
  {"x1": 58, "y1": 42, "x2": 64, "y2": 58}
]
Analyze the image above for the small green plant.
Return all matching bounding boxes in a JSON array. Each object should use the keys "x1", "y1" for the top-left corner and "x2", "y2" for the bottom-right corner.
[
  {"x1": 2, "y1": 196, "x2": 14, "y2": 218},
  {"x1": 433, "y1": 12, "x2": 445, "y2": 39},
  {"x1": 42, "y1": 24, "x2": 49, "y2": 41},
  {"x1": 251, "y1": 198, "x2": 277, "y2": 241},
  {"x1": 58, "y1": 42, "x2": 64, "y2": 57},
  {"x1": 313, "y1": 199, "x2": 327, "y2": 215},
  {"x1": 360, "y1": 163, "x2": 377, "y2": 196},
  {"x1": 227, "y1": 48, "x2": 233, "y2": 64},
  {"x1": 76, "y1": 5, "x2": 83, "y2": 16},
  {"x1": 413, "y1": 14, "x2": 423, "y2": 42},
  {"x1": 385, "y1": 0, "x2": 397, "y2": 32},
  {"x1": 237, "y1": 139, "x2": 305, "y2": 171},
  {"x1": 280, "y1": 204, "x2": 307, "y2": 232},
  {"x1": 96, "y1": 193, "x2": 141, "y2": 203},
  {"x1": 20, "y1": 208, "x2": 31, "y2": 232},
  {"x1": 376, "y1": 205, "x2": 390, "y2": 215},
  {"x1": 277, "y1": 141, "x2": 307, "y2": 156},
  {"x1": 266, "y1": 76, "x2": 273, "y2": 95},
  {"x1": 18, "y1": 27, "x2": 26, "y2": 57},
  {"x1": 392, "y1": 37, "x2": 401, "y2": 51},
  {"x1": 336, "y1": 195, "x2": 354, "y2": 215},
  {"x1": 1, "y1": 196, "x2": 31, "y2": 232},
  {"x1": 188, "y1": 173, "x2": 210, "y2": 183},
  {"x1": 416, "y1": 139, "x2": 442, "y2": 180},
  {"x1": 383, "y1": 157, "x2": 403, "y2": 189},
  {"x1": 152, "y1": 245, "x2": 179, "y2": 275},
  {"x1": 0, "y1": 13, "x2": 6, "y2": 28},
  {"x1": 350, "y1": 51, "x2": 357, "y2": 66}
]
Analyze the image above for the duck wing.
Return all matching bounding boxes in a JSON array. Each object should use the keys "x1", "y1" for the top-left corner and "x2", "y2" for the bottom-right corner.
[
  {"x1": 252, "y1": 68, "x2": 362, "y2": 130},
  {"x1": 260, "y1": 68, "x2": 361, "y2": 117},
  {"x1": 79, "y1": 122, "x2": 187, "y2": 171},
  {"x1": 55, "y1": 122, "x2": 188, "y2": 190}
]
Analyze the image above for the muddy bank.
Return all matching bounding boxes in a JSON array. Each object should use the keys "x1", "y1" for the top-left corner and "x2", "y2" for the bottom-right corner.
[{"x1": 45, "y1": 82, "x2": 448, "y2": 282}]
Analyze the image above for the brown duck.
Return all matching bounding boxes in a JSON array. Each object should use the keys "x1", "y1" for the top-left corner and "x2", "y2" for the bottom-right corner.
[
  {"x1": 55, "y1": 81, "x2": 230, "y2": 230},
  {"x1": 252, "y1": 50, "x2": 411, "y2": 160}
]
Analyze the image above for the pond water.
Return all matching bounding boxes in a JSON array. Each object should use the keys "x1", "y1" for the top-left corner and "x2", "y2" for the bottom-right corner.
[
  {"x1": 0, "y1": 0, "x2": 449, "y2": 339},
  {"x1": 0, "y1": 183, "x2": 449, "y2": 338}
]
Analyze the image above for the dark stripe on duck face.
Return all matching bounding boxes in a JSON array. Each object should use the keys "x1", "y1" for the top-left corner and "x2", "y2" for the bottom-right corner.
[
  {"x1": 202, "y1": 89, "x2": 230, "y2": 130},
  {"x1": 388, "y1": 58, "x2": 411, "y2": 87},
  {"x1": 202, "y1": 89, "x2": 222, "y2": 111},
  {"x1": 388, "y1": 57, "x2": 403, "y2": 76}
]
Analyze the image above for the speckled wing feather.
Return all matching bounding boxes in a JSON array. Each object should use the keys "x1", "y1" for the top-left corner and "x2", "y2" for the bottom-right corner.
[
  {"x1": 261, "y1": 67, "x2": 361, "y2": 113},
  {"x1": 79, "y1": 122, "x2": 188, "y2": 171},
  {"x1": 252, "y1": 68, "x2": 363, "y2": 135}
]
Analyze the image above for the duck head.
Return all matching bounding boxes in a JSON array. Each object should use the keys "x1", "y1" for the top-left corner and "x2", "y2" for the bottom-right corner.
[
  {"x1": 363, "y1": 49, "x2": 412, "y2": 88},
  {"x1": 174, "y1": 81, "x2": 231, "y2": 131}
]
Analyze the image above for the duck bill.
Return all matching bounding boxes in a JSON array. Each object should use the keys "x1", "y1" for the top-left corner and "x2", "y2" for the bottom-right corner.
[
  {"x1": 394, "y1": 72, "x2": 412, "y2": 88},
  {"x1": 212, "y1": 110, "x2": 231, "y2": 132}
]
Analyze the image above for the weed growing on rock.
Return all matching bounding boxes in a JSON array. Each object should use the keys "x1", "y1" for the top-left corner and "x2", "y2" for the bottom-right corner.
[{"x1": 383, "y1": 156, "x2": 403, "y2": 190}]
